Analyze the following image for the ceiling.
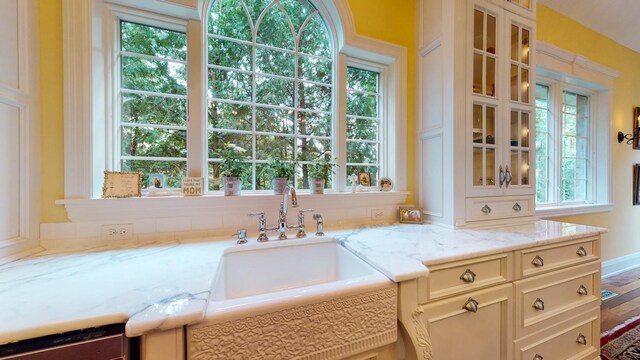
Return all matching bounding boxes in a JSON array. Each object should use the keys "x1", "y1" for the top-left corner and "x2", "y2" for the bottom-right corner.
[{"x1": 538, "y1": 0, "x2": 640, "y2": 53}]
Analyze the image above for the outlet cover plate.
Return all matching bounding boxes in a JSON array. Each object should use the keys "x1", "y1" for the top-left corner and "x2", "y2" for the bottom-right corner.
[{"x1": 101, "y1": 224, "x2": 134, "y2": 241}]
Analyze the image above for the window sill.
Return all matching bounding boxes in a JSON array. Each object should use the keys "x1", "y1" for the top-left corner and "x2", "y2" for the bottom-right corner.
[
  {"x1": 536, "y1": 203, "x2": 613, "y2": 219},
  {"x1": 56, "y1": 191, "x2": 409, "y2": 223}
]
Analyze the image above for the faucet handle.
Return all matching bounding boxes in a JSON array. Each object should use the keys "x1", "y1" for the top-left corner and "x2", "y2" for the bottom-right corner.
[
  {"x1": 298, "y1": 208, "x2": 314, "y2": 214},
  {"x1": 233, "y1": 229, "x2": 248, "y2": 244},
  {"x1": 247, "y1": 211, "x2": 265, "y2": 217}
]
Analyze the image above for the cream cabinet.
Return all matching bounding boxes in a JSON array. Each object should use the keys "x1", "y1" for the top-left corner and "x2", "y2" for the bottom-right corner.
[
  {"x1": 418, "y1": 0, "x2": 536, "y2": 227},
  {"x1": 398, "y1": 234, "x2": 600, "y2": 360}
]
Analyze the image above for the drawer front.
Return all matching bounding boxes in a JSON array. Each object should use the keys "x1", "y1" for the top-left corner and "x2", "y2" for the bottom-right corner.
[
  {"x1": 466, "y1": 196, "x2": 534, "y2": 222},
  {"x1": 426, "y1": 253, "x2": 512, "y2": 301},
  {"x1": 515, "y1": 308, "x2": 600, "y2": 360},
  {"x1": 518, "y1": 237, "x2": 599, "y2": 278},
  {"x1": 514, "y1": 262, "x2": 600, "y2": 338}
]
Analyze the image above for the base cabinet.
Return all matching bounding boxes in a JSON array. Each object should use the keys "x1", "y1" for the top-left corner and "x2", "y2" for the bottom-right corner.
[{"x1": 421, "y1": 284, "x2": 512, "y2": 360}]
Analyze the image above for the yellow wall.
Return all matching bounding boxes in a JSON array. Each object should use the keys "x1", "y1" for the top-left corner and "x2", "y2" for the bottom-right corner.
[
  {"x1": 39, "y1": 0, "x2": 67, "y2": 223},
  {"x1": 537, "y1": 5, "x2": 640, "y2": 261},
  {"x1": 37, "y1": 1, "x2": 416, "y2": 222}
]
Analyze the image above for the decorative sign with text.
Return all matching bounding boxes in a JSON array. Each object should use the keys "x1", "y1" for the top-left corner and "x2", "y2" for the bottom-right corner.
[
  {"x1": 182, "y1": 177, "x2": 204, "y2": 196},
  {"x1": 102, "y1": 171, "x2": 142, "y2": 198}
]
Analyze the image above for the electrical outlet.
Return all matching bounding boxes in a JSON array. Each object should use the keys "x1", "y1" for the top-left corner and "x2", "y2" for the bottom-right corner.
[
  {"x1": 101, "y1": 224, "x2": 134, "y2": 241},
  {"x1": 371, "y1": 208, "x2": 386, "y2": 220}
]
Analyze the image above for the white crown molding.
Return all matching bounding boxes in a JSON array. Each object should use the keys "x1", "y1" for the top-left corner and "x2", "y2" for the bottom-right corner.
[{"x1": 537, "y1": 41, "x2": 620, "y2": 81}]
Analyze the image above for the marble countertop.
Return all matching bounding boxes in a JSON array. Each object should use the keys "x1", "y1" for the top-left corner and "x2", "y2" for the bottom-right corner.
[{"x1": 0, "y1": 220, "x2": 606, "y2": 346}]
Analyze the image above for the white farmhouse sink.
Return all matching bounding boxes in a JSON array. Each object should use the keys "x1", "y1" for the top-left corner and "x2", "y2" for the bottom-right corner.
[{"x1": 205, "y1": 236, "x2": 390, "y2": 322}]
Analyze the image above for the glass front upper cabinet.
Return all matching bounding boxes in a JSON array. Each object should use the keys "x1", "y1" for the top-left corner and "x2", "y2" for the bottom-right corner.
[
  {"x1": 509, "y1": 21, "x2": 531, "y2": 104},
  {"x1": 473, "y1": 9, "x2": 497, "y2": 98}
]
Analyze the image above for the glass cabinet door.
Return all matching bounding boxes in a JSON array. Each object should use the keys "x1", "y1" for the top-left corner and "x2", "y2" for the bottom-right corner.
[
  {"x1": 473, "y1": 104, "x2": 498, "y2": 187},
  {"x1": 509, "y1": 21, "x2": 531, "y2": 104},
  {"x1": 473, "y1": 8, "x2": 498, "y2": 97},
  {"x1": 509, "y1": 110, "x2": 531, "y2": 186}
]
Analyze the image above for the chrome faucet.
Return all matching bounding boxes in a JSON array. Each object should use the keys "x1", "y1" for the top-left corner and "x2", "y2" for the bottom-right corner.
[
  {"x1": 248, "y1": 186, "x2": 314, "y2": 242},
  {"x1": 313, "y1": 213, "x2": 324, "y2": 236}
]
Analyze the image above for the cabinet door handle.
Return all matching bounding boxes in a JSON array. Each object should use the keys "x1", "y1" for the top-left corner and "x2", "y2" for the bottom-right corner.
[
  {"x1": 460, "y1": 269, "x2": 476, "y2": 283},
  {"x1": 576, "y1": 246, "x2": 588, "y2": 257},
  {"x1": 463, "y1": 298, "x2": 479, "y2": 313},
  {"x1": 499, "y1": 165, "x2": 506, "y2": 188},
  {"x1": 533, "y1": 355, "x2": 543, "y2": 360},
  {"x1": 481, "y1": 205, "x2": 492, "y2": 214},
  {"x1": 505, "y1": 165, "x2": 513, "y2": 187},
  {"x1": 576, "y1": 333, "x2": 587, "y2": 345},
  {"x1": 512, "y1": 202, "x2": 522, "y2": 212},
  {"x1": 531, "y1": 255, "x2": 544, "y2": 267},
  {"x1": 532, "y1": 298, "x2": 545, "y2": 311},
  {"x1": 577, "y1": 285, "x2": 588, "y2": 296}
]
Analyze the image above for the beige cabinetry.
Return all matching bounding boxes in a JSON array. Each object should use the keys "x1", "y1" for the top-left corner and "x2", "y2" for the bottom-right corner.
[
  {"x1": 417, "y1": 0, "x2": 537, "y2": 227},
  {"x1": 398, "y1": 234, "x2": 601, "y2": 360}
]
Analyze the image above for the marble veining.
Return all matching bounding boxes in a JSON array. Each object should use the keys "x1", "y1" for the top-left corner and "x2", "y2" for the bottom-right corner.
[{"x1": 0, "y1": 219, "x2": 605, "y2": 346}]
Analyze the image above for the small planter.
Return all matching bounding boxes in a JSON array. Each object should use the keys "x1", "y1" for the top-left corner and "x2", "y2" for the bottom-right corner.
[
  {"x1": 272, "y1": 177, "x2": 289, "y2": 195},
  {"x1": 311, "y1": 177, "x2": 325, "y2": 194},
  {"x1": 222, "y1": 176, "x2": 242, "y2": 196}
]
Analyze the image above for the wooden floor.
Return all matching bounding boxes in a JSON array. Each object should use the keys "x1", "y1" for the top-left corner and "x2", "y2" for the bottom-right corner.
[{"x1": 601, "y1": 266, "x2": 640, "y2": 333}]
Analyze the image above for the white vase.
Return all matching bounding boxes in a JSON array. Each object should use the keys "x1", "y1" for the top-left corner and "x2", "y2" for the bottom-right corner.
[
  {"x1": 272, "y1": 177, "x2": 289, "y2": 195},
  {"x1": 222, "y1": 176, "x2": 242, "y2": 196},
  {"x1": 311, "y1": 178, "x2": 325, "y2": 194}
]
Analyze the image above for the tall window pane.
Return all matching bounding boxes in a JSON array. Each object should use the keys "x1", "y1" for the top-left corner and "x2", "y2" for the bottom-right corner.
[
  {"x1": 207, "y1": 0, "x2": 333, "y2": 191},
  {"x1": 346, "y1": 67, "x2": 380, "y2": 185},
  {"x1": 119, "y1": 21, "x2": 187, "y2": 188},
  {"x1": 561, "y1": 91, "x2": 590, "y2": 202},
  {"x1": 535, "y1": 84, "x2": 550, "y2": 203}
]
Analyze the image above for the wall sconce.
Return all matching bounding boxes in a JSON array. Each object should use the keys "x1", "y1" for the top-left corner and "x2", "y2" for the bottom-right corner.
[{"x1": 618, "y1": 107, "x2": 640, "y2": 149}]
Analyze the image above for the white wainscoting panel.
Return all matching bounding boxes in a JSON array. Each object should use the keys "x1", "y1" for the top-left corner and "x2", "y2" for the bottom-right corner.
[
  {"x1": 0, "y1": 0, "x2": 19, "y2": 89},
  {"x1": 0, "y1": 102, "x2": 20, "y2": 241}
]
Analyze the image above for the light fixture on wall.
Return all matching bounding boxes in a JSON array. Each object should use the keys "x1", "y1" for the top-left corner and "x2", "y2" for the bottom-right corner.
[{"x1": 617, "y1": 107, "x2": 640, "y2": 149}]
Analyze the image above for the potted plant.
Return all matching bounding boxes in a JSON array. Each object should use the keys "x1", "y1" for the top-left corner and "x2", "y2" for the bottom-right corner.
[
  {"x1": 263, "y1": 157, "x2": 295, "y2": 195},
  {"x1": 219, "y1": 142, "x2": 248, "y2": 196},
  {"x1": 308, "y1": 153, "x2": 336, "y2": 194}
]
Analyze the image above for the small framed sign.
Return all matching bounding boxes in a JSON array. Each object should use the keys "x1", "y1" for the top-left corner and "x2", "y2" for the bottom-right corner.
[
  {"x1": 182, "y1": 177, "x2": 204, "y2": 196},
  {"x1": 102, "y1": 171, "x2": 142, "y2": 198},
  {"x1": 399, "y1": 207, "x2": 423, "y2": 224}
]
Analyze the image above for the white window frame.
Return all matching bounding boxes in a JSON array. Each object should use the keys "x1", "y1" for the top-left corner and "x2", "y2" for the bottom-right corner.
[
  {"x1": 58, "y1": 0, "x2": 407, "y2": 222},
  {"x1": 535, "y1": 41, "x2": 617, "y2": 218}
]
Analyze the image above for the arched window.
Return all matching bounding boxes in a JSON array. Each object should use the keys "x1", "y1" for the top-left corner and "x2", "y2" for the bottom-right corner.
[{"x1": 207, "y1": 0, "x2": 334, "y2": 190}]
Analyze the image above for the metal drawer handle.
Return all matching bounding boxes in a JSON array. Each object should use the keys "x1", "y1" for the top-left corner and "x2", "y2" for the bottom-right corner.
[
  {"x1": 481, "y1": 205, "x2": 492, "y2": 214},
  {"x1": 576, "y1": 333, "x2": 587, "y2": 345},
  {"x1": 513, "y1": 202, "x2": 522, "y2": 212},
  {"x1": 460, "y1": 269, "x2": 476, "y2": 283},
  {"x1": 531, "y1": 255, "x2": 544, "y2": 267},
  {"x1": 463, "y1": 298, "x2": 479, "y2": 313},
  {"x1": 576, "y1": 246, "x2": 588, "y2": 257},
  {"x1": 577, "y1": 285, "x2": 588, "y2": 296},
  {"x1": 533, "y1": 355, "x2": 543, "y2": 360},
  {"x1": 532, "y1": 298, "x2": 545, "y2": 311}
]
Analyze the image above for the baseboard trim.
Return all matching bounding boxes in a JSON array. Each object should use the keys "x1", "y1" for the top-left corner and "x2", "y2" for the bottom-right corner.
[{"x1": 602, "y1": 251, "x2": 640, "y2": 278}]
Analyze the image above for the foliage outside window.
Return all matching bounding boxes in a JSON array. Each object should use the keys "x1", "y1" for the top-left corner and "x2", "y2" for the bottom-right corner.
[
  {"x1": 119, "y1": 21, "x2": 188, "y2": 188},
  {"x1": 535, "y1": 83, "x2": 591, "y2": 205},
  {"x1": 346, "y1": 67, "x2": 381, "y2": 185}
]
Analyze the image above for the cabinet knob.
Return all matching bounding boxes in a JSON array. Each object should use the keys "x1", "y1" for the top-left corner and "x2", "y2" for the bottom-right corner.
[
  {"x1": 460, "y1": 269, "x2": 476, "y2": 283},
  {"x1": 576, "y1": 246, "x2": 588, "y2": 257},
  {"x1": 577, "y1": 285, "x2": 588, "y2": 296},
  {"x1": 512, "y1": 202, "x2": 522, "y2": 212},
  {"x1": 463, "y1": 298, "x2": 479, "y2": 313},
  {"x1": 533, "y1": 355, "x2": 543, "y2": 360},
  {"x1": 576, "y1": 333, "x2": 587, "y2": 345},
  {"x1": 532, "y1": 298, "x2": 545, "y2": 311},
  {"x1": 481, "y1": 205, "x2": 492, "y2": 214},
  {"x1": 531, "y1": 255, "x2": 544, "y2": 267}
]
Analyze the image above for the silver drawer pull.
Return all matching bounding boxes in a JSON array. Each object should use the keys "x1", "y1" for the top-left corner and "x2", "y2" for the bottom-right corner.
[
  {"x1": 460, "y1": 269, "x2": 476, "y2": 283},
  {"x1": 576, "y1": 333, "x2": 587, "y2": 345},
  {"x1": 576, "y1": 246, "x2": 588, "y2": 257},
  {"x1": 577, "y1": 285, "x2": 588, "y2": 296},
  {"x1": 532, "y1": 298, "x2": 545, "y2": 311},
  {"x1": 463, "y1": 298, "x2": 479, "y2": 313},
  {"x1": 531, "y1": 255, "x2": 544, "y2": 267},
  {"x1": 533, "y1": 355, "x2": 543, "y2": 360},
  {"x1": 481, "y1": 205, "x2": 492, "y2": 214},
  {"x1": 512, "y1": 202, "x2": 522, "y2": 212}
]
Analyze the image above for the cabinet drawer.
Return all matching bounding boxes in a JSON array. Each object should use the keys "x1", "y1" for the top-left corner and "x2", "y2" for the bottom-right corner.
[
  {"x1": 515, "y1": 308, "x2": 600, "y2": 360},
  {"x1": 425, "y1": 253, "x2": 512, "y2": 301},
  {"x1": 465, "y1": 196, "x2": 534, "y2": 222},
  {"x1": 517, "y1": 237, "x2": 600, "y2": 278},
  {"x1": 514, "y1": 262, "x2": 600, "y2": 338}
]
